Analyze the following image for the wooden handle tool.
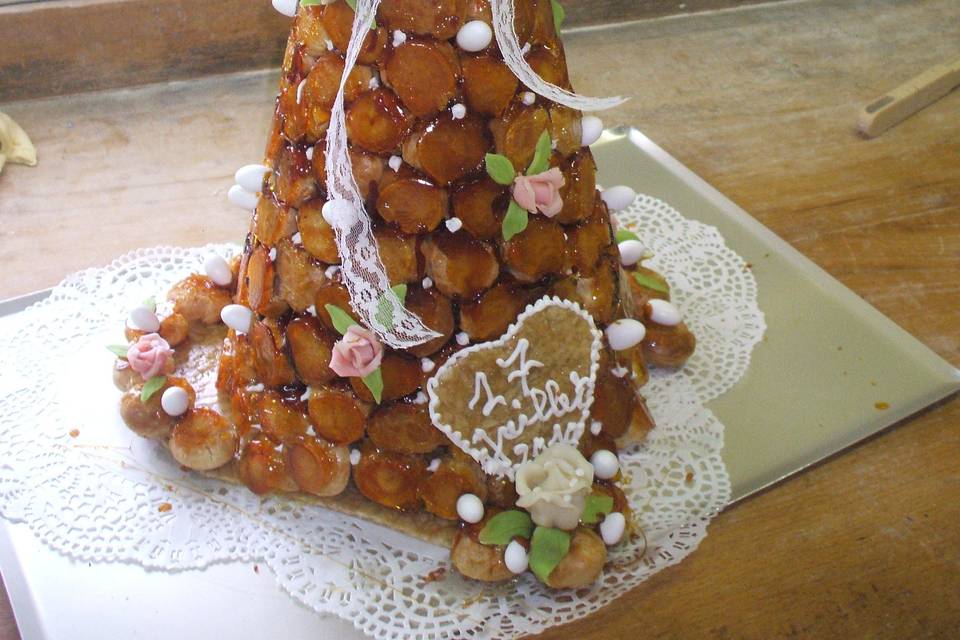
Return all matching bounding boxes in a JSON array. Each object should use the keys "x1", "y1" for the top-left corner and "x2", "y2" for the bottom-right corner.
[{"x1": 858, "y1": 58, "x2": 960, "y2": 138}]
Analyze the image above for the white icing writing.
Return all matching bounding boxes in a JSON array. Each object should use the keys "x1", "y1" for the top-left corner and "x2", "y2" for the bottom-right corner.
[
  {"x1": 469, "y1": 372, "x2": 507, "y2": 417},
  {"x1": 426, "y1": 296, "x2": 603, "y2": 479},
  {"x1": 467, "y1": 337, "x2": 595, "y2": 476}
]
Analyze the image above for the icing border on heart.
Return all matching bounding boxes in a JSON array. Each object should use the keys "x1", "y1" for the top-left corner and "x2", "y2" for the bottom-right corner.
[{"x1": 426, "y1": 296, "x2": 603, "y2": 480}]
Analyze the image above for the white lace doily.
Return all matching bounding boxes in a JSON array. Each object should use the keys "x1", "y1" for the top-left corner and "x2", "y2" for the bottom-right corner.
[{"x1": 0, "y1": 195, "x2": 764, "y2": 639}]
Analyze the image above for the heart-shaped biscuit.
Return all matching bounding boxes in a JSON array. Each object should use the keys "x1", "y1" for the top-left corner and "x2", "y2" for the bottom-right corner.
[{"x1": 427, "y1": 296, "x2": 602, "y2": 479}]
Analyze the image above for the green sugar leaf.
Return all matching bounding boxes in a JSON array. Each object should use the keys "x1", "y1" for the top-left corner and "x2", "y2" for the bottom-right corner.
[
  {"x1": 342, "y1": 0, "x2": 377, "y2": 29},
  {"x1": 362, "y1": 368, "x2": 384, "y2": 404},
  {"x1": 580, "y1": 494, "x2": 615, "y2": 525},
  {"x1": 615, "y1": 228, "x2": 641, "y2": 244},
  {"x1": 374, "y1": 284, "x2": 409, "y2": 330},
  {"x1": 529, "y1": 527, "x2": 571, "y2": 584},
  {"x1": 324, "y1": 304, "x2": 359, "y2": 335},
  {"x1": 526, "y1": 130, "x2": 553, "y2": 176},
  {"x1": 140, "y1": 376, "x2": 167, "y2": 403},
  {"x1": 632, "y1": 271, "x2": 670, "y2": 295},
  {"x1": 551, "y1": 0, "x2": 566, "y2": 33},
  {"x1": 485, "y1": 153, "x2": 516, "y2": 186},
  {"x1": 502, "y1": 200, "x2": 529, "y2": 242},
  {"x1": 478, "y1": 510, "x2": 535, "y2": 546},
  {"x1": 107, "y1": 344, "x2": 130, "y2": 358}
]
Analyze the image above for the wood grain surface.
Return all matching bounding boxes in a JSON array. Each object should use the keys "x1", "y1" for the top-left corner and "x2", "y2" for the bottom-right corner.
[
  {"x1": 0, "y1": 0, "x2": 784, "y2": 102},
  {"x1": 1, "y1": 0, "x2": 959, "y2": 637},
  {"x1": 0, "y1": 0, "x2": 290, "y2": 102}
]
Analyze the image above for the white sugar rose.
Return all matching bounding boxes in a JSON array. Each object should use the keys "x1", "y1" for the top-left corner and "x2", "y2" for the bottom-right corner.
[{"x1": 515, "y1": 444, "x2": 594, "y2": 530}]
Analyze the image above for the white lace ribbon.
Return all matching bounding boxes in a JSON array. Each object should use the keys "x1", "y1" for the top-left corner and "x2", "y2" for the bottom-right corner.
[
  {"x1": 323, "y1": 0, "x2": 440, "y2": 349},
  {"x1": 490, "y1": 0, "x2": 628, "y2": 111},
  {"x1": 324, "y1": 0, "x2": 624, "y2": 348}
]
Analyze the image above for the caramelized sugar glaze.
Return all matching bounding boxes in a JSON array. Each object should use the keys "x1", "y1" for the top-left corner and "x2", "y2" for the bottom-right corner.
[{"x1": 195, "y1": 0, "x2": 697, "y2": 514}]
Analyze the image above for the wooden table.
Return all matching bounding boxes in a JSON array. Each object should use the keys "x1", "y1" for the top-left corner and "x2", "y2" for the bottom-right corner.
[{"x1": 1, "y1": 0, "x2": 958, "y2": 636}]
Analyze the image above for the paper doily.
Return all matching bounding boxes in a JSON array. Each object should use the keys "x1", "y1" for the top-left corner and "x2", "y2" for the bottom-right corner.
[{"x1": 0, "y1": 194, "x2": 764, "y2": 639}]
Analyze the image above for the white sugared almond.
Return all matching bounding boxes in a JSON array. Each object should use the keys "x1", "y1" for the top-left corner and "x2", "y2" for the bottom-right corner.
[
  {"x1": 590, "y1": 450, "x2": 620, "y2": 480},
  {"x1": 451, "y1": 103, "x2": 467, "y2": 120},
  {"x1": 227, "y1": 185, "x2": 258, "y2": 211},
  {"x1": 601, "y1": 185, "x2": 637, "y2": 212},
  {"x1": 160, "y1": 386, "x2": 189, "y2": 417},
  {"x1": 129, "y1": 306, "x2": 160, "y2": 333},
  {"x1": 204, "y1": 255, "x2": 233, "y2": 287},
  {"x1": 647, "y1": 299, "x2": 682, "y2": 327},
  {"x1": 581, "y1": 116, "x2": 604, "y2": 146},
  {"x1": 618, "y1": 239, "x2": 647, "y2": 267},
  {"x1": 504, "y1": 540, "x2": 529, "y2": 575},
  {"x1": 456, "y1": 493, "x2": 485, "y2": 524},
  {"x1": 322, "y1": 198, "x2": 358, "y2": 228},
  {"x1": 271, "y1": 0, "x2": 298, "y2": 18},
  {"x1": 522, "y1": 91, "x2": 536, "y2": 106},
  {"x1": 605, "y1": 319, "x2": 646, "y2": 351},
  {"x1": 446, "y1": 217, "x2": 464, "y2": 233},
  {"x1": 456, "y1": 20, "x2": 493, "y2": 52},
  {"x1": 235, "y1": 164, "x2": 271, "y2": 192},
  {"x1": 600, "y1": 512, "x2": 626, "y2": 546},
  {"x1": 221, "y1": 304, "x2": 253, "y2": 334},
  {"x1": 388, "y1": 155, "x2": 403, "y2": 172}
]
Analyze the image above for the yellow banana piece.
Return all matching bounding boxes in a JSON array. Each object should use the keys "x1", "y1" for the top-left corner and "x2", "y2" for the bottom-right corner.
[{"x1": 0, "y1": 111, "x2": 38, "y2": 170}]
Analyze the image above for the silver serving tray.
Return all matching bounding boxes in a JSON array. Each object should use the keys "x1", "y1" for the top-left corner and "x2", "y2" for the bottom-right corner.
[{"x1": 0, "y1": 129, "x2": 956, "y2": 640}]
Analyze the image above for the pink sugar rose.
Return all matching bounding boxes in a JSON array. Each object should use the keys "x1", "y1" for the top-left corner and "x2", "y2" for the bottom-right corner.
[
  {"x1": 126, "y1": 333, "x2": 173, "y2": 381},
  {"x1": 512, "y1": 168, "x2": 566, "y2": 218},
  {"x1": 330, "y1": 325, "x2": 384, "y2": 378}
]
